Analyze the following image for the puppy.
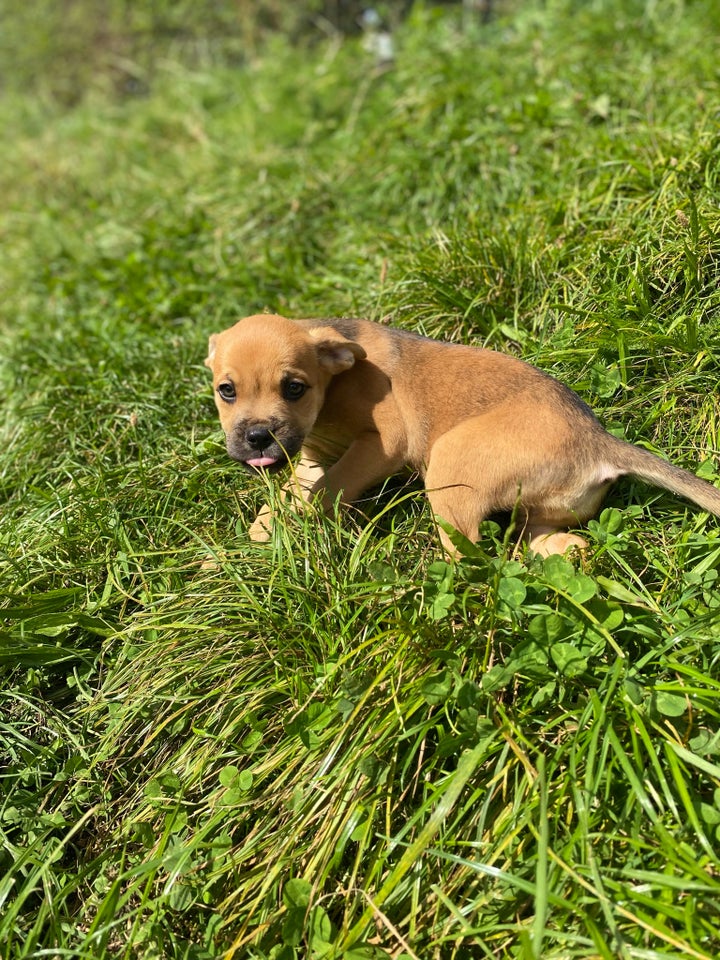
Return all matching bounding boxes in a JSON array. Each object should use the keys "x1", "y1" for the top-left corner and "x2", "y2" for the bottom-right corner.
[{"x1": 205, "y1": 313, "x2": 720, "y2": 556}]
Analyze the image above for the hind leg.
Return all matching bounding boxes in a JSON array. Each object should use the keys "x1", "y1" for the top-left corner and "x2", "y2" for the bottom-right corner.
[
  {"x1": 424, "y1": 436, "x2": 495, "y2": 557},
  {"x1": 424, "y1": 478, "x2": 490, "y2": 556},
  {"x1": 524, "y1": 524, "x2": 588, "y2": 558},
  {"x1": 425, "y1": 479, "x2": 589, "y2": 559},
  {"x1": 521, "y1": 470, "x2": 613, "y2": 556},
  {"x1": 424, "y1": 430, "x2": 595, "y2": 558},
  {"x1": 423, "y1": 413, "x2": 609, "y2": 558}
]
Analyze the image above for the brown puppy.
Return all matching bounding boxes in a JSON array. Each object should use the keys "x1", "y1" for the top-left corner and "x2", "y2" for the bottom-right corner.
[{"x1": 205, "y1": 313, "x2": 720, "y2": 555}]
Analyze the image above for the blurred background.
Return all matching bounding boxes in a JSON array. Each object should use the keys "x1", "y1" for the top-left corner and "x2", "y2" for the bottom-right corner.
[{"x1": 1, "y1": 0, "x2": 504, "y2": 104}]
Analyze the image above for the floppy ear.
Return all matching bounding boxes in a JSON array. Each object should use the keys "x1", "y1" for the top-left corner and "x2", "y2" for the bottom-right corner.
[
  {"x1": 204, "y1": 334, "x2": 218, "y2": 368},
  {"x1": 309, "y1": 328, "x2": 366, "y2": 375}
]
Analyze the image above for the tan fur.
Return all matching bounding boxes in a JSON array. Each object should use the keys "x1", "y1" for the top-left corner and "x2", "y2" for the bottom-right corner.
[{"x1": 204, "y1": 314, "x2": 720, "y2": 556}]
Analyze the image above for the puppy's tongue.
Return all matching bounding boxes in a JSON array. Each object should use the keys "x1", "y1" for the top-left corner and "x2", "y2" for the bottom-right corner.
[{"x1": 246, "y1": 456, "x2": 278, "y2": 469}]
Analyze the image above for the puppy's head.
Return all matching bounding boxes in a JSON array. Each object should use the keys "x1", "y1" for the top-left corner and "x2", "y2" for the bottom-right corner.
[{"x1": 204, "y1": 314, "x2": 366, "y2": 471}]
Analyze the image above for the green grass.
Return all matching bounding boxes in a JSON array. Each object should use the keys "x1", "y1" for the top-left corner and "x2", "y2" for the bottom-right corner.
[{"x1": 2, "y1": 0, "x2": 720, "y2": 957}]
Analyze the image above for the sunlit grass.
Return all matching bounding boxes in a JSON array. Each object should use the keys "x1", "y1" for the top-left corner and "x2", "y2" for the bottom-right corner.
[{"x1": 2, "y1": 0, "x2": 720, "y2": 957}]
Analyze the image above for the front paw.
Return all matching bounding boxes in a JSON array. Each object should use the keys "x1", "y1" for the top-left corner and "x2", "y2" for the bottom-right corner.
[{"x1": 249, "y1": 507, "x2": 272, "y2": 542}]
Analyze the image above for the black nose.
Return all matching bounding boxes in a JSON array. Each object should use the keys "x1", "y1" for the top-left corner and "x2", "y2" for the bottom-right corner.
[{"x1": 246, "y1": 425, "x2": 273, "y2": 450}]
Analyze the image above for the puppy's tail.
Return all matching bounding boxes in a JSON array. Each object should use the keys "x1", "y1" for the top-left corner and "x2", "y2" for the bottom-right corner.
[{"x1": 608, "y1": 436, "x2": 720, "y2": 517}]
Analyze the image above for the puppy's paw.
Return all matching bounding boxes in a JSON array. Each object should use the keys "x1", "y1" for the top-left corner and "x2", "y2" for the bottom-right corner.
[
  {"x1": 249, "y1": 508, "x2": 272, "y2": 542},
  {"x1": 528, "y1": 531, "x2": 588, "y2": 558}
]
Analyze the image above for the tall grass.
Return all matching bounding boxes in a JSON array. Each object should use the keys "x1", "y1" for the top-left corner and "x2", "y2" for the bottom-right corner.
[{"x1": 2, "y1": 0, "x2": 720, "y2": 957}]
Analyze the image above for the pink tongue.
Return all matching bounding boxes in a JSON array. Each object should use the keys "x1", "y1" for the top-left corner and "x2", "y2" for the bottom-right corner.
[{"x1": 246, "y1": 457, "x2": 278, "y2": 469}]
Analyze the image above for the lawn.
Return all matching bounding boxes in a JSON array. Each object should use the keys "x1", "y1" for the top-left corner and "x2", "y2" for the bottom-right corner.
[{"x1": 2, "y1": 0, "x2": 720, "y2": 957}]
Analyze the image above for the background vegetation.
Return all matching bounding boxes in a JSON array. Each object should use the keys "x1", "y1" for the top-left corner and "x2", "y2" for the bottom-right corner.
[{"x1": 2, "y1": 0, "x2": 720, "y2": 957}]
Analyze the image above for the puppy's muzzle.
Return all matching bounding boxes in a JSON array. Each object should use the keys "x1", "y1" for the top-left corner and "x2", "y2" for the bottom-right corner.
[
  {"x1": 227, "y1": 420, "x2": 302, "y2": 472},
  {"x1": 246, "y1": 424, "x2": 273, "y2": 451}
]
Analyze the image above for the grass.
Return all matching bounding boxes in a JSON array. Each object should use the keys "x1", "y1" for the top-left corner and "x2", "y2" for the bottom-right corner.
[{"x1": 2, "y1": 0, "x2": 720, "y2": 956}]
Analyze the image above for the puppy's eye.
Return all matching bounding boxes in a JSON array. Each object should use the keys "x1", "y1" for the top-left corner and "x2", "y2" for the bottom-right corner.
[
  {"x1": 217, "y1": 382, "x2": 236, "y2": 403},
  {"x1": 282, "y1": 379, "x2": 307, "y2": 401}
]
